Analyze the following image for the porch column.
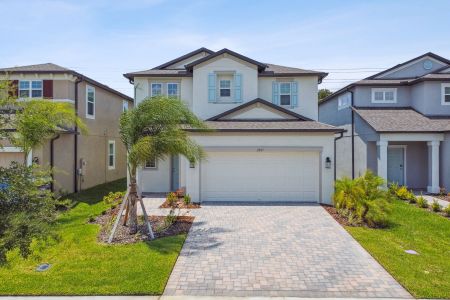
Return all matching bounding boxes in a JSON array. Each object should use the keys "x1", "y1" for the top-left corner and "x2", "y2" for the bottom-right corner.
[
  {"x1": 377, "y1": 141, "x2": 388, "y2": 184},
  {"x1": 427, "y1": 141, "x2": 440, "y2": 194}
]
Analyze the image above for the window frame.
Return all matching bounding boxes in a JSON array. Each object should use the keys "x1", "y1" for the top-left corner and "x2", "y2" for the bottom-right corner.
[
  {"x1": 144, "y1": 158, "x2": 157, "y2": 169},
  {"x1": 167, "y1": 82, "x2": 180, "y2": 98},
  {"x1": 371, "y1": 88, "x2": 397, "y2": 103},
  {"x1": 441, "y1": 83, "x2": 450, "y2": 105},
  {"x1": 108, "y1": 140, "x2": 115, "y2": 170},
  {"x1": 150, "y1": 82, "x2": 163, "y2": 97},
  {"x1": 279, "y1": 82, "x2": 292, "y2": 106},
  {"x1": 86, "y1": 85, "x2": 96, "y2": 119},
  {"x1": 219, "y1": 79, "x2": 232, "y2": 98},
  {"x1": 19, "y1": 80, "x2": 43, "y2": 99},
  {"x1": 122, "y1": 100, "x2": 129, "y2": 112}
]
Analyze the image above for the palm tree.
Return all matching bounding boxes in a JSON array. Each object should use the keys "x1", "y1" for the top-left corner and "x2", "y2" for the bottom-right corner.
[
  {"x1": 119, "y1": 96, "x2": 208, "y2": 234},
  {"x1": 13, "y1": 100, "x2": 86, "y2": 164}
]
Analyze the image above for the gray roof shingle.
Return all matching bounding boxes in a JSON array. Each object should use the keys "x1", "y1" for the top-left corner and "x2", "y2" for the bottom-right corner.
[
  {"x1": 187, "y1": 120, "x2": 342, "y2": 132},
  {"x1": 354, "y1": 108, "x2": 450, "y2": 132},
  {"x1": 0, "y1": 63, "x2": 71, "y2": 73}
]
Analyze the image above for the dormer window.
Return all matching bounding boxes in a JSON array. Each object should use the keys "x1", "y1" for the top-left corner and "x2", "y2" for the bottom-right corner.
[
  {"x1": 219, "y1": 80, "x2": 231, "y2": 97},
  {"x1": 371, "y1": 88, "x2": 397, "y2": 103},
  {"x1": 279, "y1": 82, "x2": 291, "y2": 106}
]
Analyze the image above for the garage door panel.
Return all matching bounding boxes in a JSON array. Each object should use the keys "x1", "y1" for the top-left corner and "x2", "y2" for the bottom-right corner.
[{"x1": 201, "y1": 151, "x2": 320, "y2": 202}]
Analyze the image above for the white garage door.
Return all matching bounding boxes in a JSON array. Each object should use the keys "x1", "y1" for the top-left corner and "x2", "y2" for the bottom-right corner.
[{"x1": 200, "y1": 150, "x2": 320, "y2": 202}]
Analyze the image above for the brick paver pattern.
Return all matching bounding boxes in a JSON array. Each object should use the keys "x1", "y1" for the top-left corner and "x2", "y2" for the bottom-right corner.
[{"x1": 163, "y1": 203, "x2": 411, "y2": 298}]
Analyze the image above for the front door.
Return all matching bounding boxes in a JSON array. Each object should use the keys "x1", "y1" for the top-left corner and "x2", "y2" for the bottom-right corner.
[{"x1": 387, "y1": 147, "x2": 405, "y2": 185}]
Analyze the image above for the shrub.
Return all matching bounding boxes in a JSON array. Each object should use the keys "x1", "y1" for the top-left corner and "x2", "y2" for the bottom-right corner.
[
  {"x1": 431, "y1": 200, "x2": 442, "y2": 212},
  {"x1": 439, "y1": 187, "x2": 446, "y2": 197},
  {"x1": 443, "y1": 205, "x2": 450, "y2": 217},
  {"x1": 416, "y1": 196, "x2": 428, "y2": 208},
  {"x1": 395, "y1": 186, "x2": 415, "y2": 201},
  {"x1": 333, "y1": 171, "x2": 391, "y2": 228},
  {"x1": 103, "y1": 191, "x2": 125, "y2": 205},
  {"x1": 388, "y1": 182, "x2": 399, "y2": 196},
  {"x1": 167, "y1": 192, "x2": 178, "y2": 207},
  {"x1": 183, "y1": 194, "x2": 191, "y2": 205}
]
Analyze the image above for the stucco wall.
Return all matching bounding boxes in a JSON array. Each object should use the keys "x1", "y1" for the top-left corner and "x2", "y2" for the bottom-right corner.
[
  {"x1": 192, "y1": 56, "x2": 259, "y2": 119},
  {"x1": 259, "y1": 76, "x2": 319, "y2": 120},
  {"x1": 353, "y1": 86, "x2": 411, "y2": 107},
  {"x1": 378, "y1": 58, "x2": 446, "y2": 79},
  {"x1": 318, "y1": 96, "x2": 352, "y2": 126},
  {"x1": 411, "y1": 82, "x2": 450, "y2": 116}
]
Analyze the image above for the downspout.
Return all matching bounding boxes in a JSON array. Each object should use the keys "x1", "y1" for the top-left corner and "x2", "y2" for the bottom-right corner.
[
  {"x1": 350, "y1": 90, "x2": 355, "y2": 179},
  {"x1": 50, "y1": 134, "x2": 61, "y2": 192},
  {"x1": 74, "y1": 76, "x2": 82, "y2": 193},
  {"x1": 334, "y1": 131, "x2": 345, "y2": 181}
]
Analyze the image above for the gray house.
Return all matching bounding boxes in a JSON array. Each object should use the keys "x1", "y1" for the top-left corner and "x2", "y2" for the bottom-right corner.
[{"x1": 319, "y1": 53, "x2": 450, "y2": 193}]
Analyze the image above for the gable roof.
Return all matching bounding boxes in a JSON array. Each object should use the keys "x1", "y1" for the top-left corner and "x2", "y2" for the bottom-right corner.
[
  {"x1": 207, "y1": 98, "x2": 312, "y2": 121},
  {"x1": 124, "y1": 47, "x2": 327, "y2": 82},
  {"x1": 185, "y1": 48, "x2": 268, "y2": 71},
  {"x1": 319, "y1": 52, "x2": 450, "y2": 105},
  {"x1": 353, "y1": 107, "x2": 450, "y2": 133},
  {"x1": 0, "y1": 63, "x2": 133, "y2": 101},
  {"x1": 196, "y1": 120, "x2": 342, "y2": 132},
  {"x1": 366, "y1": 52, "x2": 450, "y2": 80},
  {"x1": 152, "y1": 47, "x2": 214, "y2": 70}
]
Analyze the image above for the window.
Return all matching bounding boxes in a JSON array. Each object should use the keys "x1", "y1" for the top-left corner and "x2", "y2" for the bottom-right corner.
[
  {"x1": 279, "y1": 82, "x2": 291, "y2": 106},
  {"x1": 338, "y1": 93, "x2": 351, "y2": 110},
  {"x1": 371, "y1": 88, "x2": 397, "y2": 103},
  {"x1": 151, "y1": 83, "x2": 162, "y2": 97},
  {"x1": 167, "y1": 83, "x2": 179, "y2": 98},
  {"x1": 19, "y1": 80, "x2": 42, "y2": 98},
  {"x1": 219, "y1": 80, "x2": 231, "y2": 97},
  {"x1": 122, "y1": 100, "x2": 128, "y2": 112},
  {"x1": 145, "y1": 158, "x2": 157, "y2": 169},
  {"x1": 108, "y1": 140, "x2": 115, "y2": 170},
  {"x1": 86, "y1": 85, "x2": 95, "y2": 118},
  {"x1": 442, "y1": 83, "x2": 450, "y2": 105}
]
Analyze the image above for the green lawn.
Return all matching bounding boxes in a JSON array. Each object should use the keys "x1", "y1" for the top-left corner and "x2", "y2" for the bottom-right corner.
[
  {"x1": 346, "y1": 199, "x2": 450, "y2": 299},
  {"x1": 0, "y1": 178, "x2": 186, "y2": 295}
]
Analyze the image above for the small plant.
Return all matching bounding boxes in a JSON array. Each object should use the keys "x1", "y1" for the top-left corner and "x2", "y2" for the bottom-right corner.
[
  {"x1": 395, "y1": 186, "x2": 415, "y2": 201},
  {"x1": 408, "y1": 194, "x2": 417, "y2": 204},
  {"x1": 416, "y1": 196, "x2": 428, "y2": 208},
  {"x1": 167, "y1": 192, "x2": 178, "y2": 207},
  {"x1": 156, "y1": 208, "x2": 178, "y2": 233},
  {"x1": 439, "y1": 187, "x2": 446, "y2": 197},
  {"x1": 431, "y1": 200, "x2": 442, "y2": 212},
  {"x1": 443, "y1": 205, "x2": 450, "y2": 217},
  {"x1": 103, "y1": 191, "x2": 125, "y2": 205},
  {"x1": 388, "y1": 182, "x2": 399, "y2": 195},
  {"x1": 183, "y1": 194, "x2": 191, "y2": 205}
]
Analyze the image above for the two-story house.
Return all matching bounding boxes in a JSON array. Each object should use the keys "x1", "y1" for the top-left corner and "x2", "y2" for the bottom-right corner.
[
  {"x1": 319, "y1": 53, "x2": 450, "y2": 193},
  {"x1": 124, "y1": 48, "x2": 342, "y2": 204},
  {"x1": 0, "y1": 63, "x2": 133, "y2": 193}
]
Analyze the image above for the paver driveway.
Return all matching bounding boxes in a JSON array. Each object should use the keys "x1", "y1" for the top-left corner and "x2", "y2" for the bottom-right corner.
[{"x1": 164, "y1": 203, "x2": 411, "y2": 298}]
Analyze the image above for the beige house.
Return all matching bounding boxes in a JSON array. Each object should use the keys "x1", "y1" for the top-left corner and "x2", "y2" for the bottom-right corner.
[{"x1": 0, "y1": 63, "x2": 133, "y2": 194}]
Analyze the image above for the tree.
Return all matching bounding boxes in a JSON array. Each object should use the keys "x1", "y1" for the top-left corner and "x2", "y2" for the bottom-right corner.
[
  {"x1": 318, "y1": 88, "x2": 332, "y2": 101},
  {"x1": 12, "y1": 100, "x2": 87, "y2": 164},
  {"x1": 0, "y1": 162, "x2": 57, "y2": 264},
  {"x1": 0, "y1": 80, "x2": 18, "y2": 144},
  {"x1": 119, "y1": 96, "x2": 208, "y2": 234}
]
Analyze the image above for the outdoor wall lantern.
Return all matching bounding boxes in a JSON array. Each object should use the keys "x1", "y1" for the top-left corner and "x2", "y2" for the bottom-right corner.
[
  {"x1": 325, "y1": 157, "x2": 332, "y2": 169},
  {"x1": 189, "y1": 160, "x2": 195, "y2": 168}
]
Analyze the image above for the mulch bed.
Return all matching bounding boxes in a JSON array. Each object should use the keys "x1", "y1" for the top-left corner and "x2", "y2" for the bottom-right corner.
[
  {"x1": 93, "y1": 206, "x2": 194, "y2": 244},
  {"x1": 159, "y1": 199, "x2": 201, "y2": 209},
  {"x1": 321, "y1": 204, "x2": 353, "y2": 226}
]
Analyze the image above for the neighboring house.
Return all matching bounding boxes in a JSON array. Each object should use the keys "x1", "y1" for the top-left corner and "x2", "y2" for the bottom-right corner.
[
  {"x1": 124, "y1": 48, "x2": 342, "y2": 204},
  {"x1": 0, "y1": 63, "x2": 133, "y2": 193},
  {"x1": 319, "y1": 53, "x2": 450, "y2": 193}
]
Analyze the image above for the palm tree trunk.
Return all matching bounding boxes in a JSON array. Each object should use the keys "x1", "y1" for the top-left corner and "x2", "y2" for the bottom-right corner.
[{"x1": 128, "y1": 179, "x2": 139, "y2": 234}]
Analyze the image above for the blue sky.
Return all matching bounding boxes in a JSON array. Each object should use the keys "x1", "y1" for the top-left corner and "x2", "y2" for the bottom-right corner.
[{"x1": 2, "y1": 0, "x2": 450, "y2": 96}]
